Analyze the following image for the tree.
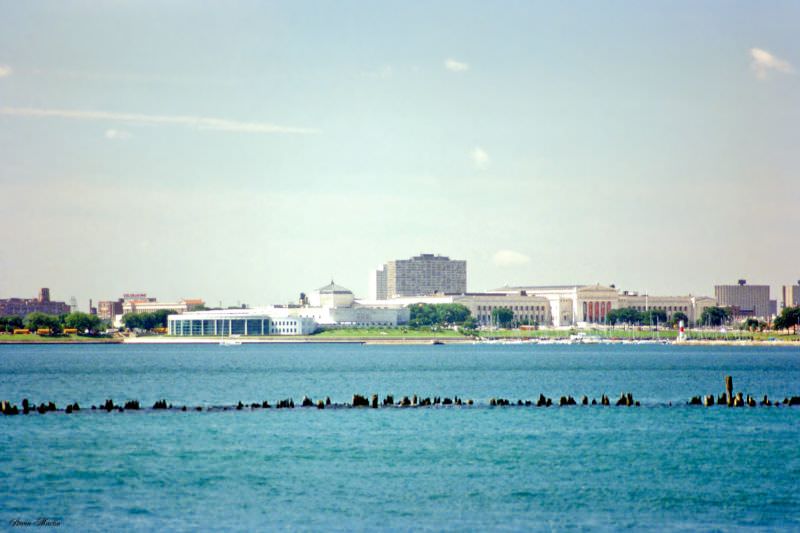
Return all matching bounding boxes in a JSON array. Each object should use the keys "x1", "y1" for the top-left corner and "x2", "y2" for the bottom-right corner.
[
  {"x1": 700, "y1": 306, "x2": 731, "y2": 327},
  {"x1": 773, "y1": 306, "x2": 800, "y2": 333},
  {"x1": 122, "y1": 313, "x2": 144, "y2": 330},
  {"x1": 436, "y1": 304, "x2": 471, "y2": 325},
  {"x1": 606, "y1": 307, "x2": 643, "y2": 325},
  {"x1": 409, "y1": 304, "x2": 438, "y2": 327},
  {"x1": 150, "y1": 310, "x2": 176, "y2": 328},
  {"x1": 491, "y1": 307, "x2": 514, "y2": 328},
  {"x1": 23, "y1": 312, "x2": 62, "y2": 334},
  {"x1": 64, "y1": 312, "x2": 103, "y2": 334},
  {"x1": 0, "y1": 315, "x2": 24, "y2": 332},
  {"x1": 461, "y1": 316, "x2": 478, "y2": 330},
  {"x1": 641, "y1": 309, "x2": 668, "y2": 326},
  {"x1": 409, "y1": 304, "x2": 472, "y2": 327},
  {"x1": 122, "y1": 310, "x2": 176, "y2": 331},
  {"x1": 741, "y1": 317, "x2": 765, "y2": 332},
  {"x1": 670, "y1": 311, "x2": 689, "y2": 328}
]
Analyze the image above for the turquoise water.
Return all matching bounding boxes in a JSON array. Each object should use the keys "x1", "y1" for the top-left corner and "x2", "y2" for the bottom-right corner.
[{"x1": 1, "y1": 344, "x2": 799, "y2": 531}]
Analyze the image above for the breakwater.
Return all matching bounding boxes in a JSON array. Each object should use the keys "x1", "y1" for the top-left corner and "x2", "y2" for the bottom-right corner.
[{"x1": 3, "y1": 376, "x2": 799, "y2": 416}]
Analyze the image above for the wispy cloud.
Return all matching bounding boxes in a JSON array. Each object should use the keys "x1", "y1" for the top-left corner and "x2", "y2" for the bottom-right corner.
[
  {"x1": 444, "y1": 58, "x2": 469, "y2": 72},
  {"x1": 0, "y1": 107, "x2": 319, "y2": 134},
  {"x1": 0, "y1": 65, "x2": 12, "y2": 78},
  {"x1": 492, "y1": 250, "x2": 530, "y2": 267},
  {"x1": 472, "y1": 147, "x2": 489, "y2": 168},
  {"x1": 750, "y1": 48, "x2": 793, "y2": 80},
  {"x1": 105, "y1": 129, "x2": 131, "y2": 140}
]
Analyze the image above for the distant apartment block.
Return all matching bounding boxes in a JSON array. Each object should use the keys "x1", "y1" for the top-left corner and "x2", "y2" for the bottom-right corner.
[
  {"x1": 97, "y1": 299, "x2": 124, "y2": 321},
  {"x1": 369, "y1": 266, "x2": 388, "y2": 300},
  {"x1": 714, "y1": 280, "x2": 771, "y2": 318},
  {"x1": 0, "y1": 287, "x2": 71, "y2": 317},
  {"x1": 371, "y1": 253, "x2": 467, "y2": 299},
  {"x1": 782, "y1": 282, "x2": 800, "y2": 309}
]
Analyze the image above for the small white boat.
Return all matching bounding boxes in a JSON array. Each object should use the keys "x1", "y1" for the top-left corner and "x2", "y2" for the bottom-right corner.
[
  {"x1": 220, "y1": 339, "x2": 242, "y2": 346},
  {"x1": 220, "y1": 334, "x2": 242, "y2": 346}
]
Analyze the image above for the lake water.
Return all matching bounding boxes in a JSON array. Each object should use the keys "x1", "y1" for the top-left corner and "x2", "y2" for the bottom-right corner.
[{"x1": 1, "y1": 343, "x2": 799, "y2": 531}]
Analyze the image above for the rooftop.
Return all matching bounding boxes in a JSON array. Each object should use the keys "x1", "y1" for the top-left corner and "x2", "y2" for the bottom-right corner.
[{"x1": 316, "y1": 281, "x2": 353, "y2": 294}]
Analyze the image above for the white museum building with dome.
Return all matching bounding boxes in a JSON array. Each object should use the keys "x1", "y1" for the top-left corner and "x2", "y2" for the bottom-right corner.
[{"x1": 167, "y1": 281, "x2": 410, "y2": 336}]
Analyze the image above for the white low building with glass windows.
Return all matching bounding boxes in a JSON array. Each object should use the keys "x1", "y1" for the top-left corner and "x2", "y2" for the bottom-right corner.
[
  {"x1": 167, "y1": 309, "x2": 316, "y2": 337},
  {"x1": 166, "y1": 281, "x2": 410, "y2": 336}
]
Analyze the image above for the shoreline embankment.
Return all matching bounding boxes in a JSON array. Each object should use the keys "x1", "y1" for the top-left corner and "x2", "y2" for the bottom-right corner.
[{"x1": 1, "y1": 336, "x2": 799, "y2": 346}]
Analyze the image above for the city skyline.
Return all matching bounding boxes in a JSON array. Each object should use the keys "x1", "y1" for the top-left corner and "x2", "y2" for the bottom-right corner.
[
  {"x1": 1, "y1": 2, "x2": 798, "y2": 308},
  {"x1": 2, "y1": 269, "x2": 798, "y2": 315}
]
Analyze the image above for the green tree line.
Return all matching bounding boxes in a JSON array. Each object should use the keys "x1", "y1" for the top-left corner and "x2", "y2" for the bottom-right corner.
[
  {"x1": 773, "y1": 306, "x2": 800, "y2": 333},
  {"x1": 121, "y1": 310, "x2": 176, "y2": 330},
  {"x1": 605, "y1": 307, "x2": 678, "y2": 326},
  {"x1": 0, "y1": 311, "x2": 105, "y2": 335},
  {"x1": 409, "y1": 304, "x2": 473, "y2": 328}
]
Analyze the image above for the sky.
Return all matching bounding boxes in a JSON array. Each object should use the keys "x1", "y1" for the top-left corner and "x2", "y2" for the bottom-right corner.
[{"x1": 1, "y1": 1, "x2": 798, "y2": 309}]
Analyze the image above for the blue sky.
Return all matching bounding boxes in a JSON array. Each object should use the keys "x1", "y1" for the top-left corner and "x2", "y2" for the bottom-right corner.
[{"x1": 1, "y1": 1, "x2": 798, "y2": 308}]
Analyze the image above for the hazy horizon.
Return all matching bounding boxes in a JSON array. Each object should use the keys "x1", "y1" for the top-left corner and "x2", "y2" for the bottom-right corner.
[{"x1": 1, "y1": 2, "x2": 798, "y2": 310}]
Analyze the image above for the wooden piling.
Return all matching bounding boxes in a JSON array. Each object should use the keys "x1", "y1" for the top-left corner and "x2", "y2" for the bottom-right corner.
[
  {"x1": 734, "y1": 392, "x2": 744, "y2": 407},
  {"x1": 725, "y1": 376, "x2": 733, "y2": 407}
]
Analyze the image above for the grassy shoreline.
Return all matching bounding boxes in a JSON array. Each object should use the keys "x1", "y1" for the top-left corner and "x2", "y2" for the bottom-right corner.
[
  {"x1": 315, "y1": 327, "x2": 464, "y2": 338},
  {"x1": 1, "y1": 328, "x2": 797, "y2": 345},
  {"x1": 0, "y1": 333, "x2": 121, "y2": 344},
  {"x1": 476, "y1": 328, "x2": 800, "y2": 342}
]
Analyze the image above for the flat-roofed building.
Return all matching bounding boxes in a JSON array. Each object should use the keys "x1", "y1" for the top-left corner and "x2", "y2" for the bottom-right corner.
[
  {"x1": 363, "y1": 292, "x2": 552, "y2": 326},
  {"x1": 369, "y1": 265, "x2": 388, "y2": 300},
  {"x1": 373, "y1": 253, "x2": 467, "y2": 298},
  {"x1": 714, "y1": 280, "x2": 770, "y2": 318},
  {"x1": 97, "y1": 299, "x2": 123, "y2": 321},
  {"x1": 617, "y1": 293, "x2": 717, "y2": 325},
  {"x1": 168, "y1": 310, "x2": 316, "y2": 336},
  {"x1": 0, "y1": 288, "x2": 71, "y2": 317},
  {"x1": 492, "y1": 284, "x2": 618, "y2": 327},
  {"x1": 454, "y1": 292, "x2": 551, "y2": 326},
  {"x1": 493, "y1": 284, "x2": 717, "y2": 326},
  {"x1": 782, "y1": 283, "x2": 800, "y2": 309},
  {"x1": 121, "y1": 298, "x2": 205, "y2": 315}
]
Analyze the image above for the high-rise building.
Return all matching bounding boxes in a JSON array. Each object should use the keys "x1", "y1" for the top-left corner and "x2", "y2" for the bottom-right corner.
[
  {"x1": 369, "y1": 265, "x2": 388, "y2": 300},
  {"x1": 782, "y1": 282, "x2": 800, "y2": 310},
  {"x1": 371, "y1": 253, "x2": 467, "y2": 298},
  {"x1": 714, "y1": 280, "x2": 771, "y2": 318}
]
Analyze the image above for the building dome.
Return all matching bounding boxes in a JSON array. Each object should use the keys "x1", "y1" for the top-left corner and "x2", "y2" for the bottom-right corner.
[
  {"x1": 316, "y1": 281, "x2": 353, "y2": 295},
  {"x1": 309, "y1": 281, "x2": 355, "y2": 308}
]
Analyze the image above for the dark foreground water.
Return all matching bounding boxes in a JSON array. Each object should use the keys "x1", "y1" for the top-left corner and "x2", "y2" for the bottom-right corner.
[{"x1": 1, "y1": 343, "x2": 799, "y2": 531}]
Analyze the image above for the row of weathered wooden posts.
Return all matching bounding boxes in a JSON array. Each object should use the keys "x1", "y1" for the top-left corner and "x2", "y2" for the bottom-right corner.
[{"x1": 2, "y1": 376, "x2": 799, "y2": 416}]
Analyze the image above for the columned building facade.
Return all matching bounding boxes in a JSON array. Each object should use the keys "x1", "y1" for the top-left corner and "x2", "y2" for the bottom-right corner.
[{"x1": 493, "y1": 284, "x2": 716, "y2": 326}]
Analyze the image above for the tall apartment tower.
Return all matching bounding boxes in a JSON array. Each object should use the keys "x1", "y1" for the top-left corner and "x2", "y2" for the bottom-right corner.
[
  {"x1": 782, "y1": 282, "x2": 800, "y2": 309},
  {"x1": 714, "y1": 279, "x2": 771, "y2": 318},
  {"x1": 371, "y1": 253, "x2": 467, "y2": 299},
  {"x1": 369, "y1": 265, "x2": 388, "y2": 300}
]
